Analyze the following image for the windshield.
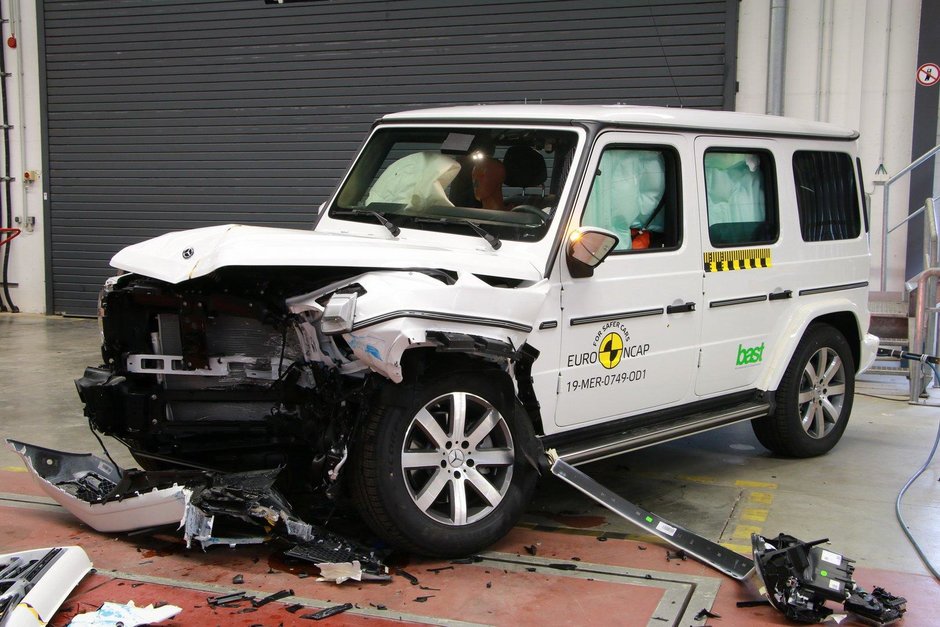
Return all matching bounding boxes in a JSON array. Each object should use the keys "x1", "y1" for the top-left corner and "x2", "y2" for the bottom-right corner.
[{"x1": 330, "y1": 126, "x2": 579, "y2": 243}]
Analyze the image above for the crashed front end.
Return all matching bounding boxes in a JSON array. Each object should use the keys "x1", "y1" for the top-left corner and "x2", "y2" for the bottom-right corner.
[{"x1": 76, "y1": 259, "x2": 544, "y2": 495}]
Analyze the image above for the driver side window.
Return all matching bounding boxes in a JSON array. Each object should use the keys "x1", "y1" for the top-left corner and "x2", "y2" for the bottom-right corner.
[{"x1": 581, "y1": 146, "x2": 682, "y2": 253}]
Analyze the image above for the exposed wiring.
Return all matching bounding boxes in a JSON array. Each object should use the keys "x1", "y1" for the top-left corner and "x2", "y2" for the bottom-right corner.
[
  {"x1": 89, "y1": 425, "x2": 122, "y2": 477},
  {"x1": 0, "y1": 2, "x2": 15, "y2": 312},
  {"x1": 856, "y1": 392, "x2": 910, "y2": 402},
  {"x1": 894, "y1": 362, "x2": 940, "y2": 580}
]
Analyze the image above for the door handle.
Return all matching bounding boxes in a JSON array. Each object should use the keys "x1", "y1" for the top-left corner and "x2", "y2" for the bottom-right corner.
[
  {"x1": 666, "y1": 302, "x2": 696, "y2": 314},
  {"x1": 769, "y1": 290, "x2": 793, "y2": 301}
]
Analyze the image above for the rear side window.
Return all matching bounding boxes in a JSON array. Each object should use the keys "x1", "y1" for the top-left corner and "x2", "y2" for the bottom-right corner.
[
  {"x1": 581, "y1": 146, "x2": 682, "y2": 253},
  {"x1": 704, "y1": 150, "x2": 778, "y2": 247},
  {"x1": 793, "y1": 151, "x2": 861, "y2": 241}
]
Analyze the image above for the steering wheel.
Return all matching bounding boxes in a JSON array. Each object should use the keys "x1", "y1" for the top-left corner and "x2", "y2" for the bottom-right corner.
[{"x1": 511, "y1": 205, "x2": 548, "y2": 225}]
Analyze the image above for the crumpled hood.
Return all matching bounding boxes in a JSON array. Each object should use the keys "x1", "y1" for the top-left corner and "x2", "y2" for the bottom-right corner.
[{"x1": 110, "y1": 224, "x2": 543, "y2": 284}]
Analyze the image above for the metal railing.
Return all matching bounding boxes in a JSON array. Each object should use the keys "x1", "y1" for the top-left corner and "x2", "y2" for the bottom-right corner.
[
  {"x1": 878, "y1": 144, "x2": 940, "y2": 291},
  {"x1": 907, "y1": 197, "x2": 940, "y2": 401}
]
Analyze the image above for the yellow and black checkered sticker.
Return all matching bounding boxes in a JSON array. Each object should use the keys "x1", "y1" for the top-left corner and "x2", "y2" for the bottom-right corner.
[{"x1": 703, "y1": 248, "x2": 772, "y2": 273}]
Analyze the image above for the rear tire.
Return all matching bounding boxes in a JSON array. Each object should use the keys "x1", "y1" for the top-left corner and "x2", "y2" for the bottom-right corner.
[
  {"x1": 350, "y1": 370, "x2": 537, "y2": 557},
  {"x1": 752, "y1": 324, "x2": 855, "y2": 457}
]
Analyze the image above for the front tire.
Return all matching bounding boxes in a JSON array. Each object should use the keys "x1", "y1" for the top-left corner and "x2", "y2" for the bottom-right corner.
[
  {"x1": 752, "y1": 324, "x2": 855, "y2": 457},
  {"x1": 350, "y1": 370, "x2": 538, "y2": 557}
]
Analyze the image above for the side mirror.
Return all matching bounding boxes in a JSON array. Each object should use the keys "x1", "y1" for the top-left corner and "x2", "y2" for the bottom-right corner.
[{"x1": 566, "y1": 227, "x2": 619, "y2": 278}]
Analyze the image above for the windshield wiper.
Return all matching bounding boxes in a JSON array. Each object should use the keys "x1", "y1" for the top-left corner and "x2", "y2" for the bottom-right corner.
[
  {"x1": 348, "y1": 209, "x2": 400, "y2": 237},
  {"x1": 462, "y1": 220, "x2": 501, "y2": 250}
]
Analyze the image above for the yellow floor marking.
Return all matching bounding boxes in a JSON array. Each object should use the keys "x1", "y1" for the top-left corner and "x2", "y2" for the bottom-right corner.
[
  {"x1": 735, "y1": 479, "x2": 778, "y2": 489},
  {"x1": 748, "y1": 491, "x2": 775, "y2": 505},
  {"x1": 742, "y1": 508, "x2": 769, "y2": 523},
  {"x1": 732, "y1": 524, "x2": 763, "y2": 539},
  {"x1": 720, "y1": 542, "x2": 753, "y2": 556},
  {"x1": 1, "y1": 466, "x2": 26, "y2": 473},
  {"x1": 677, "y1": 474, "x2": 719, "y2": 485}
]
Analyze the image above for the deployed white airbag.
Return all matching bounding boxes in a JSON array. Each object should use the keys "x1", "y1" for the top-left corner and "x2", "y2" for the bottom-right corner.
[{"x1": 364, "y1": 151, "x2": 460, "y2": 210}]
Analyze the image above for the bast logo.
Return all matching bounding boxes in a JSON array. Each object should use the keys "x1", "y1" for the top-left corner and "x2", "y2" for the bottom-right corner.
[{"x1": 736, "y1": 342, "x2": 766, "y2": 367}]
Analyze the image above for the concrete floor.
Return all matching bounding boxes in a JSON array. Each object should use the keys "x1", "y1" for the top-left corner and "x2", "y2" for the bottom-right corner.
[{"x1": 1, "y1": 312, "x2": 939, "y2": 625}]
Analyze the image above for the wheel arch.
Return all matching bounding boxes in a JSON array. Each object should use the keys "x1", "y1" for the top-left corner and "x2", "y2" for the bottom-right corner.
[{"x1": 758, "y1": 302, "x2": 864, "y2": 393}]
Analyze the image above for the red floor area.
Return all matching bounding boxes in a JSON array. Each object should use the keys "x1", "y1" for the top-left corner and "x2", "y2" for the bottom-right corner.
[{"x1": 2, "y1": 468, "x2": 937, "y2": 626}]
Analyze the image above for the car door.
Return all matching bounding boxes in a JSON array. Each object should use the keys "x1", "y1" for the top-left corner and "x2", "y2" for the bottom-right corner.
[
  {"x1": 554, "y1": 131, "x2": 702, "y2": 429},
  {"x1": 693, "y1": 136, "x2": 786, "y2": 396}
]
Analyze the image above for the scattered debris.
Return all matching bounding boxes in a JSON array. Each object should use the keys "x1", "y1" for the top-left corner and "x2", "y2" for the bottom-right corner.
[
  {"x1": 426, "y1": 566, "x2": 454, "y2": 574},
  {"x1": 637, "y1": 545, "x2": 646, "y2": 551},
  {"x1": 449, "y1": 556, "x2": 483, "y2": 564},
  {"x1": 524, "y1": 544, "x2": 538, "y2": 556},
  {"x1": 486, "y1": 581, "x2": 492, "y2": 589},
  {"x1": 596, "y1": 536, "x2": 608, "y2": 542},
  {"x1": 235, "y1": 607, "x2": 258, "y2": 614},
  {"x1": 232, "y1": 574, "x2": 244, "y2": 584},
  {"x1": 286, "y1": 603, "x2": 305, "y2": 613},
  {"x1": 396, "y1": 569, "x2": 419, "y2": 585},
  {"x1": 752, "y1": 533, "x2": 907, "y2": 625},
  {"x1": 0, "y1": 546, "x2": 92, "y2": 627},
  {"x1": 665, "y1": 549, "x2": 687, "y2": 562},
  {"x1": 694, "y1": 608, "x2": 721, "y2": 620},
  {"x1": 313, "y1": 560, "x2": 391, "y2": 584},
  {"x1": 571, "y1": 557, "x2": 581, "y2": 562},
  {"x1": 419, "y1": 585, "x2": 440, "y2": 591},
  {"x1": 10, "y1": 441, "x2": 391, "y2": 580},
  {"x1": 547, "y1": 563, "x2": 578, "y2": 571},
  {"x1": 525, "y1": 567, "x2": 537, "y2": 572},
  {"x1": 736, "y1": 600, "x2": 771, "y2": 608},
  {"x1": 207, "y1": 591, "x2": 248, "y2": 606},
  {"x1": 286, "y1": 541, "x2": 386, "y2": 581},
  {"x1": 302, "y1": 603, "x2": 354, "y2": 620},
  {"x1": 370, "y1": 603, "x2": 388, "y2": 610},
  {"x1": 252, "y1": 588, "x2": 294, "y2": 607},
  {"x1": 68, "y1": 600, "x2": 182, "y2": 626},
  {"x1": 413, "y1": 595, "x2": 434, "y2": 603}
]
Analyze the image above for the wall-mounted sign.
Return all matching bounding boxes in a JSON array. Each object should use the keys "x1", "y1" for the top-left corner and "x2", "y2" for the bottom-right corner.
[{"x1": 917, "y1": 63, "x2": 939, "y2": 87}]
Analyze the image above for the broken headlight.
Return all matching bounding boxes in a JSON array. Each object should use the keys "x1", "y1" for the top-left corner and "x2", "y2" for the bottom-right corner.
[{"x1": 320, "y1": 292, "x2": 357, "y2": 335}]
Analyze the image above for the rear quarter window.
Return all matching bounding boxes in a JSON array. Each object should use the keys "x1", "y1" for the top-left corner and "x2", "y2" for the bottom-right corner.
[{"x1": 792, "y1": 151, "x2": 861, "y2": 241}]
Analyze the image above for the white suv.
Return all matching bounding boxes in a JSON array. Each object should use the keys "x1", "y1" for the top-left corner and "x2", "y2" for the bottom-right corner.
[{"x1": 77, "y1": 105, "x2": 878, "y2": 556}]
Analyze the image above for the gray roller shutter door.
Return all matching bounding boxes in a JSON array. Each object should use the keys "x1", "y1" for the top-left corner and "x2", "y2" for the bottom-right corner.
[{"x1": 41, "y1": 0, "x2": 738, "y2": 315}]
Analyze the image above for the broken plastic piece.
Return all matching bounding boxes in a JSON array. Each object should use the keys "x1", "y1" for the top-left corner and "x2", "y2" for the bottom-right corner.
[
  {"x1": 252, "y1": 589, "x2": 294, "y2": 607},
  {"x1": 68, "y1": 600, "x2": 182, "y2": 626},
  {"x1": 694, "y1": 608, "x2": 721, "y2": 620},
  {"x1": 0, "y1": 546, "x2": 92, "y2": 627},
  {"x1": 316, "y1": 560, "x2": 364, "y2": 584},
  {"x1": 752, "y1": 533, "x2": 907, "y2": 625},
  {"x1": 207, "y1": 591, "x2": 248, "y2": 606},
  {"x1": 396, "y1": 569, "x2": 419, "y2": 585},
  {"x1": 302, "y1": 602, "x2": 353, "y2": 620},
  {"x1": 8, "y1": 440, "x2": 192, "y2": 533}
]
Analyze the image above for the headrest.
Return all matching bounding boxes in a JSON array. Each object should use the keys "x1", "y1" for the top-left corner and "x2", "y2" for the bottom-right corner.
[{"x1": 503, "y1": 145, "x2": 547, "y2": 188}]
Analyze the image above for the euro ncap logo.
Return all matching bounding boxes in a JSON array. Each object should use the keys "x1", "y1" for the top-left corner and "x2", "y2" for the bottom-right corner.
[{"x1": 598, "y1": 332, "x2": 623, "y2": 369}]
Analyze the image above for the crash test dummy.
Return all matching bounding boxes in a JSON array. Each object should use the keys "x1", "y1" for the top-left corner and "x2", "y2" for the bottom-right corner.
[{"x1": 471, "y1": 156, "x2": 506, "y2": 210}]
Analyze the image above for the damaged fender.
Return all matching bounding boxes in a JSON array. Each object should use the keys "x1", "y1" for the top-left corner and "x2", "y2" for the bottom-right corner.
[{"x1": 288, "y1": 270, "x2": 550, "y2": 382}]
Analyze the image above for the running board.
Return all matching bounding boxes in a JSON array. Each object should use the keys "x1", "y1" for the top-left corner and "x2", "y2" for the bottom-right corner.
[
  {"x1": 555, "y1": 400, "x2": 771, "y2": 465},
  {"x1": 548, "y1": 452, "x2": 755, "y2": 581}
]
